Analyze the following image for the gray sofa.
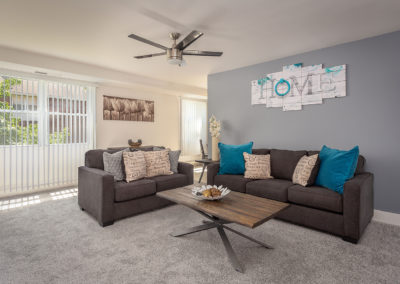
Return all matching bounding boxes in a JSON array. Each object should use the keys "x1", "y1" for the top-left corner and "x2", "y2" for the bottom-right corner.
[
  {"x1": 78, "y1": 147, "x2": 194, "y2": 226},
  {"x1": 207, "y1": 149, "x2": 374, "y2": 243}
]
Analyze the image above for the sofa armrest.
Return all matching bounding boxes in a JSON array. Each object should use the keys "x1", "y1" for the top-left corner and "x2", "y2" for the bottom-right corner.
[
  {"x1": 207, "y1": 162, "x2": 220, "y2": 185},
  {"x1": 343, "y1": 172, "x2": 374, "y2": 242},
  {"x1": 178, "y1": 162, "x2": 194, "y2": 185},
  {"x1": 78, "y1": 166, "x2": 115, "y2": 226}
]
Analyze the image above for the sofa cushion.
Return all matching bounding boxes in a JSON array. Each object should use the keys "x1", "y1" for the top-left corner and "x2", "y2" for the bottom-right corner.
[
  {"x1": 103, "y1": 148, "x2": 130, "y2": 181},
  {"x1": 246, "y1": 179, "x2": 293, "y2": 202},
  {"x1": 114, "y1": 179, "x2": 156, "y2": 202},
  {"x1": 218, "y1": 142, "x2": 253, "y2": 175},
  {"x1": 292, "y1": 154, "x2": 319, "y2": 186},
  {"x1": 243, "y1": 153, "x2": 272, "y2": 179},
  {"x1": 149, "y1": 174, "x2": 188, "y2": 192},
  {"x1": 153, "y1": 147, "x2": 182, "y2": 173},
  {"x1": 252, "y1": 148, "x2": 270, "y2": 155},
  {"x1": 168, "y1": 150, "x2": 181, "y2": 173},
  {"x1": 288, "y1": 184, "x2": 343, "y2": 213},
  {"x1": 123, "y1": 151, "x2": 147, "y2": 182},
  {"x1": 315, "y1": 145, "x2": 359, "y2": 194},
  {"x1": 214, "y1": 174, "x2": 252, "y2": 193},
  {"x1": 270, "y1": 149, "x2": 307, "y2": 180},
  {"x1": 308, "y1": 150, "x2": 365, "y2": 175},
  {"x1": 144, "y1": 150, "x2": 173, "y2": 178},
  {"x1": 85, "y1": 149, "x2": 120, "y2": 170}
]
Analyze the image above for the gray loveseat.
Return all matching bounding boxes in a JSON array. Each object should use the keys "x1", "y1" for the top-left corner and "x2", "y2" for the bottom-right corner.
[
  {"x1": 78, "y1": 147, "x2": 194, "y2": 226},
  {"x1": 207, "y1": 149, "x2": 374, "y2": 243}
]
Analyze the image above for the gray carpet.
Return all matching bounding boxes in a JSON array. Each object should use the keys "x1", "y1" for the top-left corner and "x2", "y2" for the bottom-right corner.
[{"x1": 0, "y1": 197, "x2": 399, "y2": 284}]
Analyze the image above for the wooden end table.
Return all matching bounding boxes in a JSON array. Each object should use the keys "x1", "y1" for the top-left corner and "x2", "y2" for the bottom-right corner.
[{"x1": 157, "y1": 187, "x2": 290, "y2": 273}]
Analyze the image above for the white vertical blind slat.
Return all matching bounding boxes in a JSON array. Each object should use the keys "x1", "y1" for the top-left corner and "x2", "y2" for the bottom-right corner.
[
  {"x1": 61, "y1": 83, "x2": 64, "y2": 186},
  {"x1": 73, "y1": 85, "x2": 77, "y2": 182},
  {"x1": 37, "y1": 81, "x2": 41, "y2": 190},
  {"x1": 21, "y1": 80, "x2": 25, "y2": 191},
  {"x1": 14, "y1": 82, "x2": 17, "y2": 192},
  {"x1": 7, "y1": 80, "x2": 13, "y2": 192},
  {"x1": 68, "y1": 84, "x2": 72, "y2": 184},
  {"x1": 2, "y1": 81, "x2": 5, "y2": 193},
  {"x1": 77, "y1": 86, "x2": 81, "y2": 181},
  {"x1": 46, "y1": 82, "x2": 50, "y2": 187},
  {"x1": 30, "y1": 80, "x2": 34, "y2": 191},
  {"x1": 56, "y1": 82, "x2": 60, "y2": 186}
]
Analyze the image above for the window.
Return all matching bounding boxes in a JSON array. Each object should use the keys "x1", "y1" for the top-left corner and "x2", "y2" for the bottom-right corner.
[
  {"x1": 0, "y1": 74, "x2": 96, "y2": 196},
  {"x1": 181, "y1": 98, "x2": 207, "y2": 160}
]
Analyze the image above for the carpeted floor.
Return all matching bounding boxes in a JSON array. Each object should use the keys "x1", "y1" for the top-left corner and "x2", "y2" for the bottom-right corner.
[{"x1": 0, "y1": 197, "x2": 399, "y2": 284}]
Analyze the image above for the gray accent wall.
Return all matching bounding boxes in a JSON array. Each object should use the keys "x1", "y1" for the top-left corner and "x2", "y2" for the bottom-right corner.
[{"x1": 208, "y1": 31, "x2": 400, "y2": 214}]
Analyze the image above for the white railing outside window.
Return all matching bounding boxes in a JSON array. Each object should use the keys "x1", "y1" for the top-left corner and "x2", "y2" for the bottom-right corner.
[{"x1": 0, "y1": 74, "x2": 96, "y2": 196}]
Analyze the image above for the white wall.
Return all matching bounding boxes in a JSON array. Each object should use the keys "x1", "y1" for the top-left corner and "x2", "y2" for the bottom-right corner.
[{"x1": 96, "y1": 85, "x2": 180, "y2": 150}]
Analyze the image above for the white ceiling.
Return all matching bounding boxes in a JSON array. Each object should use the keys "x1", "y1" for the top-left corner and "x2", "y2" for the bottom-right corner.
[{"x1": 0, "y1": 0, "x2": 400, "y2": 91}]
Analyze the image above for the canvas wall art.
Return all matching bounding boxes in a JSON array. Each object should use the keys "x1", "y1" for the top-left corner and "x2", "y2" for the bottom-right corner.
[
  {"x1": 251, "y1": 63, "x2": 346, "y2": 111},
  {"x1": 103, "y1": 95, "x2": 154, "y2": 122}
]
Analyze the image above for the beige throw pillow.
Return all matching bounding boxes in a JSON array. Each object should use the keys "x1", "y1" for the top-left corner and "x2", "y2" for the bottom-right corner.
[
  {"x1": 292, "y1": 154, "x2": 319, "y2": 186},
  {"x1": 123, "y1": 151, "x2": 147, "y2": 182},
  {"x1": 143, "y1": 150, "x2": 173, "y2": 177},
  {"x1": 243, "y1": 152, "x2": 273, "y2": 179}
]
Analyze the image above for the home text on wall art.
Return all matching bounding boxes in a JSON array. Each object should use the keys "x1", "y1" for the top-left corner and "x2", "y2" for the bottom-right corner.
[
  {"x1": 251, "y1": 63, "x2": 346, "y2": 111},
  {"x1": 103, "y1": 95, "x2": 154, "y2": 122}
]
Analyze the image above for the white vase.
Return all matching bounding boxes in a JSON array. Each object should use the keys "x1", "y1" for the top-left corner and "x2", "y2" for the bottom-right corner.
[{"x1": 211, "y1": 136, "x2": 220, "y2": 161}]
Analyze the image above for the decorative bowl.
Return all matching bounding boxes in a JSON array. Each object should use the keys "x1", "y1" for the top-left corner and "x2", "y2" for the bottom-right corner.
[
  {"x1": 191, "y1": 185, "x2": 231, "y2": 201},
  {"x1": 128, "y1": 139, "x2": 142, "y2": 148}
]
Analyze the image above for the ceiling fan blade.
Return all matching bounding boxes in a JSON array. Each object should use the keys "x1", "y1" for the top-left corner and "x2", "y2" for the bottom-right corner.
[
  {"x1": 128, "y1": 34, "x2": 167, "y2": 50},
  {"x1": 134, "y1": 52, "x2": 166, "y2": 59},
  {"x1": 183, "y1": 50, "x2": 223, "y2": 56},
  {"x1": 176, "y1": 30, "x2": 203, "y2": 50}
]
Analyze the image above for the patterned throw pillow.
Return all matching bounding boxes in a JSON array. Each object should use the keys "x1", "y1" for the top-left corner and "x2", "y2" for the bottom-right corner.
[
  {"x1": 292, "y1": 154, "x2": 319, "y2": 186},
  {"x1": 153, "y1": 147, "x2": 181, "y2": 173},
  {"x1": 143, "y1": 150, "x2": 173, "y2": 177},
  {"x1": 103, "y1": 148, "x2": 130, "y2": 181},
  {"x1": 243, "y1": 152, "x2": 273, "y2": 179},
  {"x1": 123, "y1": 151, "x2": 147, "y2": 182}
]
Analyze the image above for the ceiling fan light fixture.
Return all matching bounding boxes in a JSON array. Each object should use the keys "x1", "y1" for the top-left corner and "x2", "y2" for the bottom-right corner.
[
  {"x1": 166, "y1": 48, "x2": 184, "y2": 66},
  {"x1": 167, "y1": 57, "x2": 183, "y2": 65}
]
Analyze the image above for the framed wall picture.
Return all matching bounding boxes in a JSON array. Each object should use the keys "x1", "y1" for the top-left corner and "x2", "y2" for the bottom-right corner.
[{"x1": 103, "y1": 95, "x2": 154, "y2": 122}]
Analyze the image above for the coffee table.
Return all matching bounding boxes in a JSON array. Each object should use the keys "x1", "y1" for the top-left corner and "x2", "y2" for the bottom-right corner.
[{"x1": 157, "y1": 186, "x2": 290, "y2": 273}]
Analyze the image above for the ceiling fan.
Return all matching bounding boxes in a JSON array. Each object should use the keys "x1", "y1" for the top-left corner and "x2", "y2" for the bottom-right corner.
[{"x1": 128, "y1": 30, "x2": 223, "y2": 66}]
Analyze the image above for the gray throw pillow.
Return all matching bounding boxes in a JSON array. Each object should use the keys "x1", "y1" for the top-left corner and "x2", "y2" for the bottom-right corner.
[
  {"x1": 103, "y1": 148, "x2": 130, "y2": 181},
  {"x1": 169, "y1": 150, "x2": 181, "y2": 173},
  {"x1": 153, "y1": 147, "x2": 181, "y2": 173}
]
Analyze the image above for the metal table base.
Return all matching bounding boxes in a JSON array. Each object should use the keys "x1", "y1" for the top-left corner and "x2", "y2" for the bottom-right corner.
[{"x1": 170, "y1": 210, "x2": 273, "y2": 273}]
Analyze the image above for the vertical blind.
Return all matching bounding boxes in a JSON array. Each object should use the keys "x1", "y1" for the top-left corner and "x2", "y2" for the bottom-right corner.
[
  {"x1": 0, "y1": 74, "x2": 96, "y2": 196},
  {"x1": 181, "y1": 98, "x2": 207, "y2": 158}
]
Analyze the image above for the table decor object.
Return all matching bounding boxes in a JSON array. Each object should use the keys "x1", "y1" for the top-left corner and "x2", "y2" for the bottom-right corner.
[{"x1": 191, "y1": 185, "x2": 230, "y2": 200}]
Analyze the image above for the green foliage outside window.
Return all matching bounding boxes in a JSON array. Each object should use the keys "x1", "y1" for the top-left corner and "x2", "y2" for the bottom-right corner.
[{"x1": 0, "y1": 78, "x2": 70, "y2": 145}]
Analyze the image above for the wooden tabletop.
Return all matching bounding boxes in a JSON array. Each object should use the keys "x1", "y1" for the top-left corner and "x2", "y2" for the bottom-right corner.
[{"x1": 157, "y1": 187, "x2": 290, "y2": 228}]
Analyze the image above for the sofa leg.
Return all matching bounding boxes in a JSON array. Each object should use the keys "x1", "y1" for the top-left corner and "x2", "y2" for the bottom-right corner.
[
  {"x1": 342, "y1": 236, "x2": 358, "y2": 244},
  {"x1": 80, "y1": 207, "x2": 85, "y2": 211},
  {"x1": 100, "y1": 221, "x2": 114, "y2": 227}
]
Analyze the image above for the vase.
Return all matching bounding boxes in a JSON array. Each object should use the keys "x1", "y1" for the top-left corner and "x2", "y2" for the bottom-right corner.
[{"x1": 211, "y1": 136, "x2": 220, "y2": 161}]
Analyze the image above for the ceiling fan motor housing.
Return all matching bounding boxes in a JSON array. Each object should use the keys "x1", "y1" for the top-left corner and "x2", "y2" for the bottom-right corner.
[{"x1": 167, "y1": 48, "x2": 183, "y2": 61}]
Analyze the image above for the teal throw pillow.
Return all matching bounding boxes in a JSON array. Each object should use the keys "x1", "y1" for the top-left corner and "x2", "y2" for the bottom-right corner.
[
  {"x1": 315, "y1": 145, "x2": 359, "y2": 194},
  {"x1": 218, "y1": 142, "x2": 253, "y2": 175}
]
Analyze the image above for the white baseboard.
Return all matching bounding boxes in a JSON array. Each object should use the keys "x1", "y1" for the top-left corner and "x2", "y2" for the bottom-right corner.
[{"x1": 373, "y1": 210, "x2": 400, "y2": 226}]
